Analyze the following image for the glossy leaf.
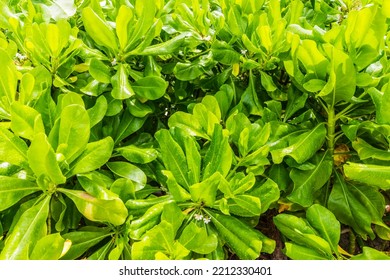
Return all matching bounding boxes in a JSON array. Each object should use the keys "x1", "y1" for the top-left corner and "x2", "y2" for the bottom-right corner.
[
  {"x1": 306, "y1": 204, "x2": 340, "y2": 253},
  {"x1": 115, "y1": 5, "x2": 133, "y2": 50},
  {"x1": 10, "y1": 102, "x2": 45, "y2": 140},
  {"x1": 168, "y1": 112, "x2": 209, "y2": 139},
  {"x1": 205, "y1": 210, "x2": 269, "y2": 259},
  {"x1": 57, "y1": 104, "x2": 90, "y2": 163},
  {"x1": 202, "y1": 125, "x2": 232, "y2": 179},
  {"x1": 271, "y1": 123, "x2": 327, "y2": 164},
  {"x1": 0, "y1": 196, "x2": 50, "y2": 260},
  {"x1": 116, "y1": 145, "x2": 158, "y2": 164},
  {"x1": 0, "y1": 176, "x2": 40, "y2": 211},
  {"x1": 107, "y1": 161, "x2": 146, "y2": 191},
  {"x1": 27, "y1": 133, "x2": 66, "y2": 185},
  {"x1": 30, "y1": 233, "x2": 68, "y2": 260},
  {"x1": 211, "y1": 40, "x2": 241, "y2": 65},
  {"x1": 328, "y1": 172, "x2": 384, "y2": 240},
  {"x1": 344, "y1": 162, "x2": 390, "y2": 190},
  {"x1": 87, "y1": 95, "x2": 108, "y2": 128},
  {"x1": 352, "y1": 138, "x2": 390, "y2": 161},
  {"x1": 284, "y1": 242, "x2": 329, "y2": 260},
  {"x1": 61, "y1": 230, "x2": 110, "y2": 260},
  {"x1": 351, "y1": 247, "x2": 390, "y2": 260},
  {"x1": 273, "y1": 213, "x2": 333, "y2": 258},
  {"x1": 132, "y1": 76, "x2": 168, "y2": 100},
  {"x1": 317, "y1": 45, "x2": 356, "y2": 106},
  {"x1": 190, "y1": 172, "x2": 221, "y2": 206},
  {"x1": 59, "y1": 188, "x2": 128, "y2": 226},
  {"x1": 81, "y1": 7, "x2": 118, "y2": 53},
  {"x1": 155, "y1": 129, "x2": 191, "y2": 189},
  {"x1": 68, "y1": 137, "x2": 114, "y2": 176},
  {"x1": 89, "y1": 58, "x2": 111, "y2": 84},
  {"x1": 0, "y1": 127, "x2": 28, "y2": 167},
  {"x1": 288, "y1": 152, "x2": 333, "y2": 207},
  {"x1": 111, "y1": 64, "x2": 135, "y2": 100},
  {"x1": 179, "y1": 222, "x2": 218, "y2": 254},
  {"x1": 0, "y1": 49, "x2": 18, "y2": 109}
]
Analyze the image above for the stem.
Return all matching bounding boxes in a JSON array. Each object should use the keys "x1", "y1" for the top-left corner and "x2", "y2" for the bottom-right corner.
[
  {"x1": 327, "y1": 106, "x2": 336, "y2": 156},
  {"x1": 47, "y1": 209, "x2": 52, "y2": 235},
  {"x1": 335, "y1": 91, "x2": 368, "y2": 119},
  {"x1": 348, "y1": 229, "x2": 356, "y2": 254}
]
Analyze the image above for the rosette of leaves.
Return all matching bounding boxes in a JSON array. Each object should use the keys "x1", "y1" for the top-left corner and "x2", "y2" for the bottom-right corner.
[
  {"x1": 0, "y1": 91, "x2": 132, "y2": 259},
  {"x1": 270, "y1": 1, "x2": 390, "y2": 258},
  {"x1": 127, "y1": 95, "x2": 279, "y2": 259}
]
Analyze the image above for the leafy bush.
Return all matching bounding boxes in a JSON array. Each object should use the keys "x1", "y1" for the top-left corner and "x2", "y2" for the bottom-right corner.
[{"x1": 0, "y1": 0, "x2": 390, "y2": 260}]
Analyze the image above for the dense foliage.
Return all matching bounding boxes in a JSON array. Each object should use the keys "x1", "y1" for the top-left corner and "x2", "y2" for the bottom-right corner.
[{"x1": 0, "y1": 0, "x2": 390, "y2": 260}]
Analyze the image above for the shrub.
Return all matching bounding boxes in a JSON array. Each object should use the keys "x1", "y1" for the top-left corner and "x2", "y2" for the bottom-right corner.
[{"x1": 0, "y1": 0, "x2": 390, "y2": 260}]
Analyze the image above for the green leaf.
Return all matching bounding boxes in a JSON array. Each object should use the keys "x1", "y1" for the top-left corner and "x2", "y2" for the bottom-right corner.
[
  {"x1": 127, "y1": 98, "x2": 153, "y2": 117},
  {"x1": 116, "y1": 5, "x2": 133, "y2": 50},
  {"x1": 211, "y1": 40, "x2": 241, "y2": 65},
  {"x1": 113, "y1": 111, "x2": 146, "y2": 144},
  {"x1": 89, "y1": 58, "x2": 111, "y2": 84},
  {"x1": 0, "y1": 49, "x2": 18, "y2": 110},
  {"x1": 183, "y1": 135, "x2": 201, "y2": 185},
  {"x1": 205, "y1": 210, "x2": 273, "y2": 259},
  {"x1": 111, "y1": 64, "x2": 135, "y2": 99},
  {"x1": 10, "y1": 102, "x2": 45, "y2": 140},
  {"x1": 81, "y1": 7, "x2": 118, "y2": 53},
  {"x1": 168, "y1": 112, "x2": 209, "y2": 139},
  {"x1": 132, "y1": 76, "x2": 168, "y2": 100},
  {"x1": 306, "y1": 204, "x2": 340, "y2": 254},
  {"x1": 162, "y1": 170, "x2": 191, "y2": 202},
  {"x1": 46, "y1": 23, "x2": 62, "y2": 57},
  {"x1": 271, "y1": 123, "x2": 327, "y2": 164},
  {"x1": 30, "y1": 233, "x2": 67, "y2": 260},
  {"x1": 344, "y1": 162, "x2": 390, "y2": 190},
  {"x1": 132, "y1": 221, "x2": 186, "y2": 260},
  {"x1": 249, "y1": 178, "x2": 280, "y2": 214},
  {"x1": 260, "y1": 71, "x2": 277, "y2": 92},
  {"x1": 0, "y1": 195, "x2": 50, "y2": 260},
  {"x1": 284, "y1": 90, "x2": 308, "y2": 120},
  {"x1": 0, "y1": 127, "x2": 28, "y2": 167},
  {"x1": 61, "y1": 230, "x2": 110, "y2": 260},
  {"x1": 328, "y1": 172, "x2": 384, "y2": 240},
  {"x1": 130, "y1": 202, "x2": 166, "y2": 239},
  {"x1": 303, "y1": 79, "x2": 327, "y2": 92},
  {"x1": 241, "y1": 71, "x2": 263, "y2": 116},
  {"x1": 351, "y1": 247, "x2": 390, "y2": 260},
  {"x1": 284, "y1": 242, "x2": 329, "y2": 260},
  {"x1": 87, "y1": 95, "x2": 108, "y2": 128},
  {"x1": 77, "y1": 173, "x2": 118, "y2": 200},
  {"x1": 59, "y1": 188, "x2": 128, "y2": 226},
  {"x1": 107, "y1": 161, "x2": 146, "y2": 191},
  {"x1": 288, "y1": 152, "x2": 333, "y2": 207},
  {"x1": 202, "y1": 125, "x2": 232, "y2": 179},
  {"x1": 352, "y1": 138, "x2": 390, "y2": 161},
  {"x1": 227, "y1": 195, "x2": 261, "y2": 217},
  {"x1": 318, "y1": 45, "x2": 356, "y2": 106},
  {"x1": 179, "y1": 222, "x2": 218, "y2": 254},
  {"x1": 174, "y1": 61, "x2": 204, "y2": 81},
  {"x1": 68, "y1": 137, "x2": 114, "y2": 176},
  {"x1": 0, "y1": 176, "x2": 40, "y2": 211},
  {"x1": 116, "y1": 145, "x2": 158, "y2": 164},
  {"x1": 57, "y1": 104, "x2": 90, "y2": 163},
  {"x1": 274, "y1": 214, "x2": 333, "y2": 259},
  {"x1": 190, "y1": 172, "x2": 221, "y2": 206},
  {"x1": 155, "y1": 129, "x2": 191, "y2": 189},
  {"x1": 297, "y1": 40, "x2": 328, "y2": 80},
  {"x1": 28, "y1": 133, "x2": 66, "y2": 185},
  {"x1": 161, "y1": 202, "x2": 185, "y2": 234}
]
